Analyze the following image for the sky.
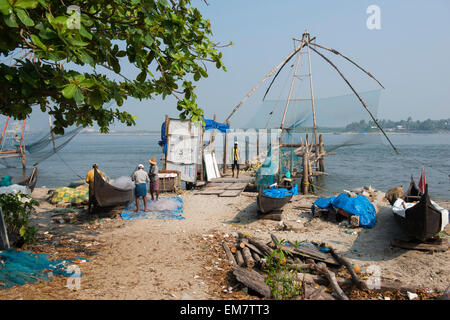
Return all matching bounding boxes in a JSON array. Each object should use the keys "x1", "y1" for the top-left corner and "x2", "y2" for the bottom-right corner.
[
  {"x1": 8, "y1": 0, "x2": 450, "y2": 131},
  {"x1": 110, "y1": 0, "x2": 450, "y2": 131}
]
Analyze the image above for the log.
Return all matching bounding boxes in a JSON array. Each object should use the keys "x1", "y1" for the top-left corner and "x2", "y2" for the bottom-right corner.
[
  {"x1": 258, "y1": 213, "x2": 283, "y2": 221},
  {"x1": 314, "y1": 263, "x2": 349, "y2": 300},
  {"x1": 221, "y1": 241, "x2": 237, "y2": 265},
  {"x1": 308, "y1": 286, "x2": 326, "y2": 300},
  {"x1": 287, "y1": 263, "x2": 315, "y2": 272},
  {"x1": 251, "y1": 251, "x2": 261, "y2": 263},
  {"x1": 329, "y1": 248, "x2": 366, "y2": 290},
  {"x1": 235, "y1": 249, "x2": 245, "y2": 266},
  {"x1": 247, "y1": 237, "x2": 274, "y2": 257},
  {"x1": 242, "y1": 246, "x2": 255, "y2": 269},
  {"x1": 245, "y1": 242, "x2": 265, "y2": 257},
  {"x1": 232, "y1": 265, "x2": 272, "y2": 298}
]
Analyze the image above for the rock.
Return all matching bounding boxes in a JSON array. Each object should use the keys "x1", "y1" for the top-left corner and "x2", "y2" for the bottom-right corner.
[
  {"x1": 56, "y1": 202, "x2": 71, "y2": 208},
  {"x1": 407, "y1": 291, "x2": 419, "y2": 300}
]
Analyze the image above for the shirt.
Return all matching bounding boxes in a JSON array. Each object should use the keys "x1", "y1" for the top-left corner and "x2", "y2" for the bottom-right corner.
[
  {"x1": 148, "y1": 164, "x2": 159, "y2": 182},
  {"x1": 86, "y1": 168, "x2": 105, "y2": 193},
  {"x1": 232, "y1": 146, "x2": 239, "y2": 161},
  {"x1": 132, "y1": 169, "x2": 150, "y2": 185}
]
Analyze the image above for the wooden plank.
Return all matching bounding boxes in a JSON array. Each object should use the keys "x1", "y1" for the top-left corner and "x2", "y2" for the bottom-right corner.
[
  {"x1": 195, "y1": 189, "x2": 225, "y2": 195},
  {"x1": 219, "y1": 189, "x2": 243, "y2": 197},
  {"x1": 232, "y1": 265, "x2": 271, "y2": 298},
  {"x1": 226, "y1": 183, "x2": 248, "y2": 190},
  {"x1": 391, "y1": 238, "x2": 449, "y2": 252}
]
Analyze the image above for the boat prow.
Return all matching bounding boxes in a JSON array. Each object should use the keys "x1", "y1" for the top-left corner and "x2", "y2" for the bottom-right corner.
[{"x1": 93, "y1": 168, "x2": 134, "y2": 207}]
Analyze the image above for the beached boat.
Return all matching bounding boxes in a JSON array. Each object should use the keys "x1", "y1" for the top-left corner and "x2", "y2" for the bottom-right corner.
[
  {"x1": 17, "y1": 167, "x2": 38, "y2": 192},
  {"x1": 257, "y1": 187, "x2": 293, "y2": 214},
  {"x1": 403, "y1": 175, "x2": 421, "y2": 203},
  {"x1": 393, "y1": 184, "x2": 449, "y2": 241},
  {"x1": 93, "y1": 168, "x2": 133, "y2": 207}
]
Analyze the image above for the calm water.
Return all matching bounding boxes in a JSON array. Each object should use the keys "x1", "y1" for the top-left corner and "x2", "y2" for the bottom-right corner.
[{"x1": 1, "y1": 132, "x2": 449, "y2": 201}]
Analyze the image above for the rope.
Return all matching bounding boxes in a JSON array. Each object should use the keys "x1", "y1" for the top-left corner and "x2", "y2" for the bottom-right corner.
[{"x1": 55, "y1": 152, "x2": 84, "y2": 180}]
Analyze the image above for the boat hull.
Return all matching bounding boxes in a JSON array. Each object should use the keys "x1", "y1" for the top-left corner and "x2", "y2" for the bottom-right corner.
[
  {"x1": 394, "y1": 185, "x2": 443, "y2": 241},
  {"x1": 257, "y1": 189, "x2": 292, "y2": 214},
  {"x1": 17, "y1": 167, "x2": 38, "y2": 192},
  {"x1": 93, "y1": 168, "x2": 133, "y2": 207}
]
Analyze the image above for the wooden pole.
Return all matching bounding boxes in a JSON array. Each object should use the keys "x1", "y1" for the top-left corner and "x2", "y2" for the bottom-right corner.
[
  {"x1": 309, "y1": 46, "x2": 400, "y2": 154},
  {"x1": 305, "y1": 32, "x2": 318, "y2": 149},
  {"x1": 280, "y1": 40, "x2": 304, "y2": 129},
  {"x1": 222, "y1": 122, "x2": 228, "y2": 175},
  {"x1": 318, "y1": 134, "x2": 325, "y2": 172},
  {"x1": 225, "y1": 42, "x2": 307, "y2": 123}
]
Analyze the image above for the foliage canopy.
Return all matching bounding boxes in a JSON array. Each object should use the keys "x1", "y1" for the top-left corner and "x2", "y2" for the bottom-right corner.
[{"x1": 0, "y1": 0, "x2": 228, "y2": 133}]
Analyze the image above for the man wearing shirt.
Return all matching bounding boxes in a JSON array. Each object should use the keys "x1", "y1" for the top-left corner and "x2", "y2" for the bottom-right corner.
[
  {"x1": 132, "y1": 164, "x2": 150, "y2": 212},
  {"x1": 148, "y1": 157, "x2": 159, "y2": 201}
]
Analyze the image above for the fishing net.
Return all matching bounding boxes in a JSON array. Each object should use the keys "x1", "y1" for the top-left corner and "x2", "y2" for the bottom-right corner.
[
  {"x1": 0, "y1": 106, "x2": 82, "y2": 169},
  {"x1": 0, "y1": 249, "x2": 83, "y2": 289}
]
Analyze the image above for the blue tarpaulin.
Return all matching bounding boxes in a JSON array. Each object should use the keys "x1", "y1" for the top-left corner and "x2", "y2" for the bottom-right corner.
[
  {"x1": 201, "y1": 116, "x2": 230, "y2": 133},
  {"x1": 312, "y1": 193, "x2": 377, "y2": 228},
  {"x1": 121, "y1": 197, "x2": 185, "y2": 221},
  {"x1": 263, "y1": 184, "x2": 298, "y2": 198},
  {"x1": 158, "y1": 122, "x2": 167, "y2": 154}
]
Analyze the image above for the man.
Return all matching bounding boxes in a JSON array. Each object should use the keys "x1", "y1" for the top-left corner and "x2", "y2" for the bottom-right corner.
[
  {"x1": 148, "y1": 157, "x2": 159, "y2": 201},
  {"x1": 132, "y1": 164, "x2": 150, "y2": 212},
  {"x1": 85, "y1": 163, "x2": 105, "y2": 214},
  {"x1": 231, "y1": 142, "x2": 240, "y2": 178}
]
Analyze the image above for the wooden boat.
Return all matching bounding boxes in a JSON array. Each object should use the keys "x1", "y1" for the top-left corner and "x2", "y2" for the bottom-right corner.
[
  {"x1": 17, "y1": 167, "x2": 38, "y2": 192},
  {"x1": 403, "y1": 175, "x2": 421, "y2": 203},
  {"x1": 93, "y1": 168, "x2": 133, "y2": 207},
  {"x1": 393, "y1": 184, "x2": 446, "y2": 241},
  {"x1": 257, "y1": 187, "x2": 293, "y2": 214}
]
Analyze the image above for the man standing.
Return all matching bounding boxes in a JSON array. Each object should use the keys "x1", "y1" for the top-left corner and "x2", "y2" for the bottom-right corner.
[
  {"x1": 231, "y1": 142, "x2": 240, "y2": 179},
  {"x1": 132, "y1": 164, "x2": 150, "y2": 212},
  {"x1": 148, "y1": 157, "x2": 159, "y2": 201},
  {"x1": 85, "y1": 163, "x2": 105, "y2": 214}
]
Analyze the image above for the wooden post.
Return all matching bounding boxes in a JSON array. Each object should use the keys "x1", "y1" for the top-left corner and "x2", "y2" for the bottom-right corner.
[
  {"x1": 0, "y1": 208, "x2": 10, "y2": 250},
  {"x1": 301, "y1": 137, "x2": 309, "y2": 195},
  {"x1": 318, "y1": 134, "x2": 325, "y2": 172},
  {"x1": 245, "y1": 138, "x2": 249, "y2": 168},
  {"x1": 223, "y1": 122, "x2": 228, "y2": 175},
  {"x1": 256, "y1": 129, "x2": 260, "y2": 160},
  {"x1": 305, "y1": 32, "x2": 318, "y2": 148}
]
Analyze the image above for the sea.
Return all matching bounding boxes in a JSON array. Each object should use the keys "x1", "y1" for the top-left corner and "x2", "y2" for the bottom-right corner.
[{"x1": 1, "y1": 132, "x2": 449, "y2": 201}]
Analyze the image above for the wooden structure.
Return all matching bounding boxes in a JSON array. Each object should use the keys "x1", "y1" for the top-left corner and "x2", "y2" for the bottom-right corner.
[
  {"x1": 17, "y1": 167, "x2": 38, "y2": 192},
  {"x1": 256, "y1": 188, "x2": 292, "y2": 214},
  {"x1": 158, "y1": 170, "x2": 181, "y2": 193},
  {"x1": 93, "y1": 168, "x2": 133, "y2": 208},
  {"x1": 223, "y1": 31, "x2": 397, "y2": 194},
  {"x1": 0, "y1": 117, "x2": 27, "y2": 168}
]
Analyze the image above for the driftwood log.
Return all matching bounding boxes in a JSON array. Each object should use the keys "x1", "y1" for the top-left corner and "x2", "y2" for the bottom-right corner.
[
  {"x1": 235, "y1": 249, "x2": 245, "y2": 266},
  {"x1": 221, "y1": 241, "x2": 237, "y2": 265},
  {"x1": 232, "y1": 265, "x2": 272, "y2": 298},
  {"x1": 242, "y1": 246, "x2": 255, "y2": 269},
  {"x1": 329, "y1": 248, "x2": 366, "y2": 290},
  {"x1": 313, "y1": 263, "x2": 349, "y2": 300}
]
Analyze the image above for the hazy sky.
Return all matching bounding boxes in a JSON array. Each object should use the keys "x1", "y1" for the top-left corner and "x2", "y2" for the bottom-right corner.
[
  {"x1": 7, "y1": 1, "x2": 450, "y2": 131},
  {"x1": 112, "y1": 0, "x2": 449, "y2": 131}
]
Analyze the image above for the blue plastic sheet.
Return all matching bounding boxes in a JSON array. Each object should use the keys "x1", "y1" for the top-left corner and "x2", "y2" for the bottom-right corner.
[
  {"x1": 201, "y1": 116, "x2": 230, "y2": 133},
  {"x1": 0, "y1": 249, "x2": 83, "y2": 289},
  {"x1": 263, "y1": 184, "x2": 298, "y2": 198},
  {"x1": 312, "y1": 193, "x2": 376, "y2": 228},
  {"x1": 121, "y1": 197, "x2": 185, "y2": 221},
  {"x1": 158, "y1": 122, "x2": 167, "y2": 155}
]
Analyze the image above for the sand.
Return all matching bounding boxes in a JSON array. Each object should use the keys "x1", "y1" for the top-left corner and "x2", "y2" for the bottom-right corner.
[{"x1": 0, "y1": 186, "x2": 448, "y2": 300}]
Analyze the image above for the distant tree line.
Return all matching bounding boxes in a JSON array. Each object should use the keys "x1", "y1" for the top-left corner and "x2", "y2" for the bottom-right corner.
[{"x1": 344, "y1": 117, "x2": 450, "y2": 132}]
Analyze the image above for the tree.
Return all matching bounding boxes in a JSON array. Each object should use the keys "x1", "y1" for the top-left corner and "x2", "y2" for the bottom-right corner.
[{"x1": 0, "y1": 0, "x2": 228, "y2": 133}]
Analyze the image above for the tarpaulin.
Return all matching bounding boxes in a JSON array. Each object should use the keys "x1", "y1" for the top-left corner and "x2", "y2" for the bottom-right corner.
[
  {"x1": 201, "y1": 116, "x2": 230, "y2": 133},
  {"x1": 263, "y1": 184, "x2": 298, "y2": 198}
]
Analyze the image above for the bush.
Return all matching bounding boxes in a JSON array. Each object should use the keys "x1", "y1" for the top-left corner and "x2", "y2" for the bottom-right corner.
[{"x1": 0, "y1": 192, "x2": 39, "y2": 245}]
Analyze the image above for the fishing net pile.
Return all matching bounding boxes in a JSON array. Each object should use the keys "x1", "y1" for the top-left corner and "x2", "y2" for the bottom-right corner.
[{"x1": 0, "y1": 249, "x2": 82, "y2": 289}]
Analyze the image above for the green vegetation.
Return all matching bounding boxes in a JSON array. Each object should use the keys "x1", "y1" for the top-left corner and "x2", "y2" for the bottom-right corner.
[
  {"x1": 0, "y1": 192, "x2": 39, "y2": 245},
  {"x1": 0, "y1": 0, "x2": 228, "y2": 134},
  {"x1": 264, "y1": 239, "x2": 303, "y2": 300},
  {"x1": 344, "y1": 118, "x2": 450, "y2": 133}
]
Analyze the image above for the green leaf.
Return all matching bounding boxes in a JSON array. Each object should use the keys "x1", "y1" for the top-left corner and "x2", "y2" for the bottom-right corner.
[
  {"x1": 14, "y1": 0, "x2": 39, "y2": 9},
  {"x1": 4, "y1": 13, "x2": 18, "y2": 27},
  {"x1": 15, "y1": 8, "x2": 35, "y2": 26},
  {"x1": 0, "y1": 0, "x2": 11, "y2": 15},
  {"x1": 61, "y1": 84, "x2": 77, "y2": 99},
  {"x1": 79, "y1": 26, "x2": 93, "y2": 40},
  {"x1": 19, "y1": 225, "x2": 26, "y2": 237},
  {"x1": 136, "y1": 71, "x2": 147, "y2": 82},
  {"x1": 30, "y1": 34, "x2": 47, "y2": 50},
  {"x1": 74, "y1": 88, "x2": 84, "y2": 104}
]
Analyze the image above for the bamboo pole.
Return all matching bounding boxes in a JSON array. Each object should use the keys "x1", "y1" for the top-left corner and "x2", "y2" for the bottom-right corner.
[
  {"x1": 308, "y1": 42, "x2": 385, "y2": 89},
  {"x1": 305, "y1": 32, "x2": 318, "y2": 149},
  {"x1": 225, "y1": 42, "x2": 308, "y2": 123},
  {"x1": 280, "y1": 40, "x2": 304, "y2": 129},
  {"x1": 309, "y1": 46, "x2": 400, "y2": 154}
]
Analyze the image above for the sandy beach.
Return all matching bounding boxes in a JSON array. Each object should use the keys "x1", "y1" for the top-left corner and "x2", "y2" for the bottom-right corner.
[{"x1": 0, "y1": 184, "x2": 448, "y2": 300}]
